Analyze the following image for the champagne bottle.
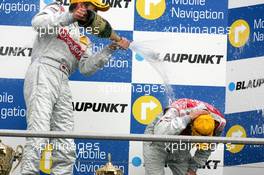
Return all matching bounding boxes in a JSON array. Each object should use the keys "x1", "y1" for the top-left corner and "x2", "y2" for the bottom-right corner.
[{"x1": 78, "y1": 10, "x2": 121, "y2": 42}]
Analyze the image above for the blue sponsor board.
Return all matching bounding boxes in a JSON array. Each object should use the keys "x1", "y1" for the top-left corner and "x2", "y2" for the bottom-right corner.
[
  {"x1": 70, "y1": 31, "x2": 133, "y2": 83},
  {"x1": 43, "y1": 0, "x2": 55, "y2": 5},
  {"x1": 130, "y1": 83, "x2": 167, "y2": 134},
  {"x1": 224, "y1": 110, "x2": 264, "y2": 166},
  {"x1": 227, "y1": 4, "x2": 264, "y2": 61},
  {"x1": 0, "y1": 0, "x2": 39, "y2": 26},
  {"x1": 134, "y1": 0, "x2": 228, "y2": 34},
  {"x1": 40, "y1": 171, "x2": 49, "y2": 175},
  {"x1": 0, "y1": 78, "x2": 26, "y2": 129},
  {"x1": 43, "y1": 0, "x2": 71, "y2": 6},
  {"x1": 130, "y1": 83, "x2": 225, "y2": 134},
  {"x1": 73, "y1": 139, "x2": 129, "y2": 175}
]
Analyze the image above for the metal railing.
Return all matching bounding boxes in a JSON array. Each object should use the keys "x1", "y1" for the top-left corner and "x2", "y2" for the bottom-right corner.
[{"x1": 0, "y1": 130, "x2": 264, "y2": 145}]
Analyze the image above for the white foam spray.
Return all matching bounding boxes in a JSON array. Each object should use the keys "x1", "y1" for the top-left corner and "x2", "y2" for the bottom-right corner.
[{"x1": 129, "y1": 41, "x2": 175, "y2": 104}]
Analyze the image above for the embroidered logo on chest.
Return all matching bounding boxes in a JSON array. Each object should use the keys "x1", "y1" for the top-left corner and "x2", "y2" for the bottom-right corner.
[{"x1": 57, "y1": 28, "x2": 84, "y2": 60}]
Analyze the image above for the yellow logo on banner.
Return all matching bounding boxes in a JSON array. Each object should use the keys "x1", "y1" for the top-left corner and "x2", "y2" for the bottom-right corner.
[
  {"x1": 132, "y1": 95, "x2": 162, "y2": 125},
  {"x1": 226, "y1": 125, "x2": 247, "y2": 154},
  {"x1": 229, "y1": 19, "x2": 250, "y2": 48},
  {"x1": 39, "y1": 144, "x2": 53, "y2": 174},
  {"x1": 136, "y1": 0, "x2": 166, "y2": 20}
]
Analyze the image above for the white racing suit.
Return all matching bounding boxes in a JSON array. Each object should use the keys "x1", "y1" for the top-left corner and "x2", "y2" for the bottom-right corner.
[
  {"x1": 21, "y1": 2, "x2": 114, "y2": 175},
  {"x1": 143, "y1": 98, "x2": 226, "y2": 175}
]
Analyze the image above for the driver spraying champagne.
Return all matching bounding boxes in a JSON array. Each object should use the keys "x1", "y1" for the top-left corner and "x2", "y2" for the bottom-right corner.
[{"x1": 21, "y1": 0, "x2": 130, "y2": 174}]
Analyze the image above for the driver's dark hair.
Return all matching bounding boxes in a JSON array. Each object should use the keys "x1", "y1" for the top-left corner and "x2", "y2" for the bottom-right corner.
[{"x1": 69, "y1": 4, "x2": 77, "y2": 12}]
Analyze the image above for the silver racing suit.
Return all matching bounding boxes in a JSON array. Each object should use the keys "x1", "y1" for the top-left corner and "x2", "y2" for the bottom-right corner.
[
  {"x1": 21, "y1": 2, "x2": 114, "y2": 175},
  {"x1": 143, "y1": 98, "x2": 226, "y2": 175}
]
